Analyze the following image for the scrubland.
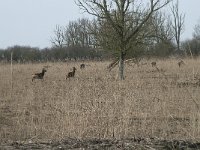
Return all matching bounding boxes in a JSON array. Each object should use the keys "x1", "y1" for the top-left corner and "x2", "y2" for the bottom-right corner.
[{"x1": 1, "y1": 58, "x2": 200, "y2": 145}]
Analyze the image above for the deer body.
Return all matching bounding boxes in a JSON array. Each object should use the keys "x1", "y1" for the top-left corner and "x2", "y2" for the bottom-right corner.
[
  {"x1": 32, "y1": 68, "x2": 47, "y2": 82},
  {"x1": 151, "y1": 62, "x2": 157, "y2": 67},
  {"x1": 178, "y1": 60, "x2": 185, "y2": 67},
  {"x1": 80, "y1": 64, "x2": 85, "y2": 69},
  {"x1": 66, "y1": 67, "x2": 76, "y2": 79}
]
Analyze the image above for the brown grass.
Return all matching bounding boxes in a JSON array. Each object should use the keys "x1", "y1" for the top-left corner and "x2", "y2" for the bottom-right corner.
[{"x1": 1, "y1": 58, "x2": 200, "y2": 144}]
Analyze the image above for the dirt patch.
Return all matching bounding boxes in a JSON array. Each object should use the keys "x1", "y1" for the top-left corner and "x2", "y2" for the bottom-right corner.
[{"x1": 1, "y1": 138, "x2": 200, "y2": 150}]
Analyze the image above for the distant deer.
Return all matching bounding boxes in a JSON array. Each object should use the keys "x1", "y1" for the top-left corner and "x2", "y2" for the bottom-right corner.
[
  {"x1": 80, "y1": 64, "x2": 85, "y2": 69},
  {"x1": 66, "y1": 67, "x2": 76, "y2": 79},
  {"x1": 151, "y1": 61, "x2": 157, "y2": 67},
  {"x1": 32, "y1": 68, "x2": 47, "y2": 82},
  {"x1": 178, "y1": 60, "x2": 185, "y2": 67}
]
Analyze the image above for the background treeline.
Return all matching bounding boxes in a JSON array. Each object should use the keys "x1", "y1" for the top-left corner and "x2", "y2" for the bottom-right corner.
[
  {"x1": 0, "y1": 14, "x2": 200, "y2": 63},
  {"x1": 0, "y1": 45, "x2": 104, "y2": 63}
]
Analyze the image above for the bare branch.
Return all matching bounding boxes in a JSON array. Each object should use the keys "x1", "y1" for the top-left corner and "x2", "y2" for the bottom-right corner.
[
  {"x1": 51, "y1": 25, "x2": 65, "y2": 48},
  {"x1": 171, "y1": 0, "x2": 185, "y2": 51}
]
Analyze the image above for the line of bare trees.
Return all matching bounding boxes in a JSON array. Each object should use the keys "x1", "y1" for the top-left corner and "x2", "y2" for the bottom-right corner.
[{"x1": 0, "y1": 45, "x2": 103, "y2": 63}]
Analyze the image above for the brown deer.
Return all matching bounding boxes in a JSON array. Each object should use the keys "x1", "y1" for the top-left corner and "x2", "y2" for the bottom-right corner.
[
  {"x1": 151, "y1": 61, "x2": 157, "y2": 67},
  {"x1": 32, "y1": 68, "x2": 47, "y2": 82},
  {"x1": 66, "y1": 67, "x2": 76, "y2": 79},
  {"x1": 80, "y1": 64, "x2": 85, "y2": 69},
  {"x1": 178, "y1": 60, "x2": 185, "y2": 67}
]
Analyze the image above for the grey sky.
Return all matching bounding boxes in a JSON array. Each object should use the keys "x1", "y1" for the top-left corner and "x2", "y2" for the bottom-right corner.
[{"x1": 0, "y1": 0, "x2": 199, "y2": 49}]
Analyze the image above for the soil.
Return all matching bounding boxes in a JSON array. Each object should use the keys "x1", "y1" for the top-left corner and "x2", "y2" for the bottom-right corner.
[{"x1": 1, "y1": 137, "x2": 200, "y2": 150}]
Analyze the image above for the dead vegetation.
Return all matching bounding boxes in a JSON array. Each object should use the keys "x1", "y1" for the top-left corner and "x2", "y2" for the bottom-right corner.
[
  {"x1": 1, "y1": 137, "x2": 200, "y2": 149},
  {"x1": 1, "y1": 58, "x2": 200, "y2": 147}
]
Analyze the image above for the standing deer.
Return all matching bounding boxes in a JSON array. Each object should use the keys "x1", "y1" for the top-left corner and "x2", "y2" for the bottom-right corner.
[
  {"x1": 32, "y1": 68, "x2": 47, "y2": 82},
  {"x1": 80, "y1": 64, "x2": 85, "y2": 69},
  {"x1": 66, "y1": 67, "x2": 77, "y2": 79},
  {"x1": 151, "y1": 61, "x2": 157, "y2": 67},
  {"x1": 178, "y1": 60, "x2": 185, "y2": 67}
]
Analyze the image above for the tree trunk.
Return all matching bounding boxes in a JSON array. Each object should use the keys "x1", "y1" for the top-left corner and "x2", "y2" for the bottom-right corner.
[
  {"x1": 177, "y1": 39, "x2": 180, "y2": 51},
  {"x1": 119, "y1": 51, "x2": 125, "y2": 80}
]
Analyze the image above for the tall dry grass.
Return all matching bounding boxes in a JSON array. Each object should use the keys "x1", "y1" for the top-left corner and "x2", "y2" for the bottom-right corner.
[{"x1": 1, "y1": 58, "x2": 200, "y2": 143}]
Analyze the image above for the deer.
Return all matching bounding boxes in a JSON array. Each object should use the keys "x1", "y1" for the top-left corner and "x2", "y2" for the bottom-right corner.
[
  {"x1": 32, "y1": 68, "x2": 47, "y2": 82},
  {"x1": 66, "y1": 67, "x2": 76, "y2": 79},
  {"x1": 80, "y1": 64, "x2": 85, "y2": 69},
  {"x1": 151, "y1": 61, "x2": 157, "y2": 67},
  {"x1": 178, "y1": 60, "x2": 185, "y2": 67}
]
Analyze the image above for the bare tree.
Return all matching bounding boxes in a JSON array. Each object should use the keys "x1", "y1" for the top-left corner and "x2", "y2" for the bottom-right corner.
[
  {"x1": 65, "y1": 18, "x2": 93, "y2": 47},
  {"x1": 76, "y1": 0, "x2": 172, "y2": 80},
  {"x1": 51, "y1": 19, "x2": 95, "y2": 48},
  {"x1": 51, "y1": 25, "x2": 65, "y2": 48},
  {"x1": 152, "y1": 12, "x2": 173, "y2": 43},
  {"x1": 171, "y1": 0, "x2": 185, "y2": 51},
  {"x1": 193, "y1": 19, "x2": 200, "y2": 40}
]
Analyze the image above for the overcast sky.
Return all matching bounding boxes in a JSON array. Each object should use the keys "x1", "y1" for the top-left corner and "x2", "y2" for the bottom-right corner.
[{"x1": 0, "y1": 0, "x2": 199, "y2": 49}]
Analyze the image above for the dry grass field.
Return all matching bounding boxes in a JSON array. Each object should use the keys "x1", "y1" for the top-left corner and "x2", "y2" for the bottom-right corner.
[{"x1": 1, "y1": 58, "x2": 200, "y2": 147}]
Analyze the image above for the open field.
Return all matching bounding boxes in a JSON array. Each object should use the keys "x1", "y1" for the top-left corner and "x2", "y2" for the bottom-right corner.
[{"x1": 1, "y1": 58, "x2": 200, "y2": 148}]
